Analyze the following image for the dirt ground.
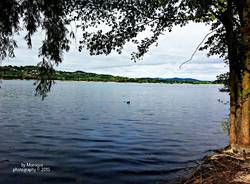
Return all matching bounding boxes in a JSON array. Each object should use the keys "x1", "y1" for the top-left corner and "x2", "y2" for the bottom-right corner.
[{"x1": 174, "y1": 147, "x2": 250, "y2": 184}]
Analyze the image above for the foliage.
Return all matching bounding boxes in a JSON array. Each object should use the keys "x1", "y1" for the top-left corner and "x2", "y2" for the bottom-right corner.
[
  {"x1": 0, "y1": 0, "x2": 244, "y2": 64},
  {"x1": 0, "y1": 65, "x2": 212, "y2": 85},
  {"x1": 214, "y1": 72, "x2": 230, "y2": 92}
]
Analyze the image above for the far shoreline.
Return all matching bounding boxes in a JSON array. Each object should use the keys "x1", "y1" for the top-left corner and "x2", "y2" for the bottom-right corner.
[
  {"x1": 0, "y1": 78, "x2": 224, "y2": 86},
  {"x1": 1, "y1": 65, "x2": 221, "y2": 85}
]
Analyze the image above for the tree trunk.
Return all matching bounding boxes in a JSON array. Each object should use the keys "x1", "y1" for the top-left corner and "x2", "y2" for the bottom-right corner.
[{"x1": 229, "y1": 0, "x2": 250, "y2": 151}]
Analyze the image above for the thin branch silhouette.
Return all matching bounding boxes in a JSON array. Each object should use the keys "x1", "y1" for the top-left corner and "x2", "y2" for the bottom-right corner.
[{"x1": 179, "y1": 29, "x2": 217, "y2": 70}]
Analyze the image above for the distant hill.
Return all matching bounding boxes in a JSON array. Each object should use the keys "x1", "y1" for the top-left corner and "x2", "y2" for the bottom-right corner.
[
  {"x1": 0, "y1": 65, "x2": 212, "y2": 84},
  {"x1": 156, "y1": 77, "x2": 201, "y2": 82}
]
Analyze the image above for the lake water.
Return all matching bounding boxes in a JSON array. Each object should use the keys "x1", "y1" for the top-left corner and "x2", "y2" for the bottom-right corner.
[{"x1": 0, "y1": 80, "x2": 229, "y2": 184}]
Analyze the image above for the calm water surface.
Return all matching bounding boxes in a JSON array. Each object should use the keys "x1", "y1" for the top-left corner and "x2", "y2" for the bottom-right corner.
[{"x1": 0, "y1": 80, "x2": 229, "y2": 184}]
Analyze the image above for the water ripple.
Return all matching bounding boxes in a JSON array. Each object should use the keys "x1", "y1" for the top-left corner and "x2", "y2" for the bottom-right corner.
[{"x1": 0, "y1": 81, "x2": 229, "y2": 184}]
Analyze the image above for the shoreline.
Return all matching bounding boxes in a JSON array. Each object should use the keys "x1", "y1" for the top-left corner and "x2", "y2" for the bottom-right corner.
[
  {"x1": 1, "y1": 65, "x2": 216, "y2": 85},
  {"x1": 0, "y1": 78, "x2": 223, "y2": 85},
  {"x1": 174, "y1": 147, "x2": 250, "y2": 184}
]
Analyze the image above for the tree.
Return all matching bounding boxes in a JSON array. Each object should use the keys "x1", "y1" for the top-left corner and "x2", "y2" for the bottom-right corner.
[{"x1": 0, "y1": 0, "x2": 249, "y2": 151}]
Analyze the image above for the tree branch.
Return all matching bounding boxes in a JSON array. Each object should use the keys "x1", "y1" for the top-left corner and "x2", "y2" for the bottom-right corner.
[{"x1": 179, "y1": 30, "x2": 217, "y2": 70}]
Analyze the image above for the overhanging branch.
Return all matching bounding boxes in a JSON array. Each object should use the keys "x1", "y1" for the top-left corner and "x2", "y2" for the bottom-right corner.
[{"x1": 179, "y1": 29, "x2": 217, "y2": 70}]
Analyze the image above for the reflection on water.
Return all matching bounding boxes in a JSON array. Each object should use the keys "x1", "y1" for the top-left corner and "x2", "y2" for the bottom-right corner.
[{"x1": 0, "y1": 80, "x2": 229, "y2": 184}]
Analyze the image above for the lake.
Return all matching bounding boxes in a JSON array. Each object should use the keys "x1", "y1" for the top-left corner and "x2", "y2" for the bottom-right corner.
[{"x1": 0, "y1": 80, "x2": 229, "y2": 184}]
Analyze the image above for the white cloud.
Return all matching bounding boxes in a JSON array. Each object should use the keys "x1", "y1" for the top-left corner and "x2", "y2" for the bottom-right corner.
[{"x1": 2, "y1": 22, "x2": 228, "y2": 80}]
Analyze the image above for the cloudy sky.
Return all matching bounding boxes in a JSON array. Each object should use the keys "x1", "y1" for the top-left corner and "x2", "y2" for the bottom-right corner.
[{"x1": 2, "y1": 23, "x2": 228, "y2": 80}]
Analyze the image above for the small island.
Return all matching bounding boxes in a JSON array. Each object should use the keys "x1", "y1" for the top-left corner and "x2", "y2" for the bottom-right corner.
[{"x1": 1, "y1": 65, "x2": 214, "y2": 84}]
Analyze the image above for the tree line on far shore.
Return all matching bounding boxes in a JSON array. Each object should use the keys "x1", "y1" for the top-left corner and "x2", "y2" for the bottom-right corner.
[{"x1": 1, "y1": 65, "x2": 215, "y2": 84}]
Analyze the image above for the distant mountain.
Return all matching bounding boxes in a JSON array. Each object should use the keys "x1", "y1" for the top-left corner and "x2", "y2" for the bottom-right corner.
[{"x1": 157, "y1": 77, "x2": 202, "y2": 82}]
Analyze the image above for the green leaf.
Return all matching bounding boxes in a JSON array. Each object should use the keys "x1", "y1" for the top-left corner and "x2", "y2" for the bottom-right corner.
[{"x1": 210, "y1": 14, "x2": 216, "y2": 21}]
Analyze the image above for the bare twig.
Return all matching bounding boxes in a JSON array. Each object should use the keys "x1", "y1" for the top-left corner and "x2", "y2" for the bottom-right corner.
[{"x1": 179, "y1": 29, "x2": 217, "y2": 70}]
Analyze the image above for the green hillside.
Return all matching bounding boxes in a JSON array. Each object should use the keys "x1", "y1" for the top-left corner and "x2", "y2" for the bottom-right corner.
[{"x1": 0, "y1": 65, "x2": 212, "y2": 84}]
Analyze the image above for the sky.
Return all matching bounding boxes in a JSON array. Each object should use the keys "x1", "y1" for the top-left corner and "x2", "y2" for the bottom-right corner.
[{"x1": 2, "y1": 23, "x2": 228, "y2": 81}]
